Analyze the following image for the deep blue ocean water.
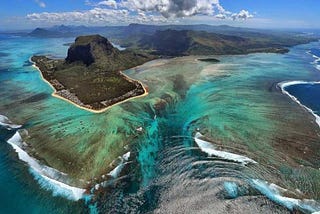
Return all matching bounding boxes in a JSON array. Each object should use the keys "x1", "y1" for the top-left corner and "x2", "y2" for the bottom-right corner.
[
  {"x1": 310, "y1": 48, "x2": 320, "y2": 58},
  {"x1": 285, "y1": 83, "x2": 320, "y2": 115},
  {"x1": 284, "y1": 47, "x2": 320, "y2": 117}
]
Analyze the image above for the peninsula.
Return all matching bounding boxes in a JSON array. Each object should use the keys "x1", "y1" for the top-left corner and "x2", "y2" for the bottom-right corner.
[{"x1": 31, "y1": 35, "x2": 156, "y2": 112}]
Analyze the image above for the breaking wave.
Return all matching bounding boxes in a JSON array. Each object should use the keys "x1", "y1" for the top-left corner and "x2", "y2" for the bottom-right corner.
[
  {"x1": 0, "y1": 114, "x2": 22, "y2": 130},
  {"x1": 194, "y1": 132, "x2": 257, "y2": 165},
  {"x1": 251, "y1": 179, "x2": 320, "y2": 213},
  {"x1": 307, "y1": 49, "x2": 320, "y2": 71},
  {"x1": 107, "y1": 152, "x2": 131, "y2": 178},
  {"x1": 94, "y1": 152, "x2": 131, "y2": 191}
]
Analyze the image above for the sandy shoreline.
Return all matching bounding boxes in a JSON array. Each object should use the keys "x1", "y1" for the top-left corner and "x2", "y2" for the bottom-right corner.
[{"x1": 31, "y1": 60, "x2": 149, "y2": 113}]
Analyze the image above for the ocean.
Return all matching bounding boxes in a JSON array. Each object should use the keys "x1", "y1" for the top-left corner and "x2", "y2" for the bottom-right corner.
[{"x1": 0, "y1": 34, "x2": 320, "y2": 213}]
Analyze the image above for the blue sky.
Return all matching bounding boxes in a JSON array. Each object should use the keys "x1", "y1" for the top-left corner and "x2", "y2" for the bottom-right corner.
[{"x1": 1, "y1": 0, "x2": 320, "y2": 30}]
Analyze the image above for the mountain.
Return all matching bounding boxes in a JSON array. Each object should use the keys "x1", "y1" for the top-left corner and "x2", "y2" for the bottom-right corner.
[
  {"x1": 27, "y1": 24, "x2": 319, "y2": 49},
  {"x1": 66, "y1": 34, "x2": 116, "y2": 66},
  {"x1": 65, "y1": 34, "x2": 156, "y2": 71},
  {"x1": 28, "y1": 27, "x2": 75, "y2": 38},
  {"x1": 27, "y1": 24, "x2": 318, "y2": 56},
  {"x1": 138, "y1": 30, "x2": 272, "y2": 56},
  {"x1": 137, "y1": 29, "x2": 317, "y2": 56}
]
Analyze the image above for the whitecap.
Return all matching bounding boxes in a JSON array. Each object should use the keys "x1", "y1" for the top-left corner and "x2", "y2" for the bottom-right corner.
[
  {"x1": 107, "y1": 152, "x2": 131, "y2": 178},
  {"x1": 194, "y1": 132, "x2": 256, "y2": 165},
  {"x1": 95, "y1": 152, "x2": 131, "y2": 189},
  {"x1": 251, "y1": 179, "x2": 320, "y2": 213},
  {"x1": 0, "y1": 114, "x2": 22, "y2": 130},
  {"x1": 7, "y1": 131, "x2": 86, "y2": 201},
  {"x1": 31, "y1": 169, "x2": 86, "y2": 201},
  {"x1": 306, "y1": 49, "x2": 320, "y2": 70}
]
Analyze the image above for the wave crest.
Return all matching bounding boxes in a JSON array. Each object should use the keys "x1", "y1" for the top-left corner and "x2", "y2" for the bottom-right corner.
[
  {"x1": 0, "y1": 114, "x2": 22, "y2": 130},
  {"x1": 194, "y1": 132, "x2": 256, "y2": 165},
  {"x1": 251, "y1": 179, "x2": 320, "y2": 213}
]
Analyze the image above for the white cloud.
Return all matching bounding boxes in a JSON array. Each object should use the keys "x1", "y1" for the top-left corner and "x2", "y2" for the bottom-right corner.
[
  {"x1": 231, "y1": 10, "x2": 253, "y2": 20},
  {"x1": 35, "y1": 0, "x2": 46, "y2": 8},
  {"x1": 215, "y1": 13, "x2": 226, "y2": 19},
  {"x1": 119, "y1": 0, "x2": 219, "y2": 18},
  {"x1": 98, "y1": 0, "x2": 117, "y2": 8},
  {"x1": 26, "y1": 7, "x2": 168, "y2": 25},
  {"x1": 26, "y1": 0, "x2": 253, "y2": 25},
  {"x1": 86, "y1": 0, "x2": 118, "y2": 8}
]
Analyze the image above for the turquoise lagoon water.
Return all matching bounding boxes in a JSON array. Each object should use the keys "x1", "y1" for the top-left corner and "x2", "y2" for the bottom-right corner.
[{"x1": 0, "y1": 34, "x2": 320, "y2": 213}]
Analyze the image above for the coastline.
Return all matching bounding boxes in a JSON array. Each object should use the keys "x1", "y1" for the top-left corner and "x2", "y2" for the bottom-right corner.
[
  {"x1": 6, "y1": 130, "x2": 87, "y2": 201},
  {"x1": 278, "y1": 80, "x2": 320, "y2": 128},
  {"x1": 31, "y1": 59, "x2": 149, "y2": 113}
]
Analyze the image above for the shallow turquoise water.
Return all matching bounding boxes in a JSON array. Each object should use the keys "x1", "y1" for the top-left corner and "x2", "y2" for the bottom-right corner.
[{"x1": 0, "y1": 34, "x2": 320, "y2": 213}]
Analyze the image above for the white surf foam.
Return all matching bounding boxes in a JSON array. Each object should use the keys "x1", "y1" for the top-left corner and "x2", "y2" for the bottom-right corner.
[
  {"x1": 108, "y1": 152, "x2": 131, "y2": 178},
  {"x1": 251, "y1": 179, "x2": 320, "y2": 213},
  {"x1": 94, "y1": 151, "x2": 131, "y2": 190},
  {"x1": 7, "y1": 131, "x2": 86, "y2": 201},
  {"x1": 278, "y1": 81, "x2": 320, "y2": 128},
  {"x1": 0, "y1": 114, "x2": 22, "y2": 130},
  {"x1": 306, "y1": 49, "x2": 320, "y2": 71},
  {"x1": 194, "y1": 132, "x2": 256, "y2": 165}
]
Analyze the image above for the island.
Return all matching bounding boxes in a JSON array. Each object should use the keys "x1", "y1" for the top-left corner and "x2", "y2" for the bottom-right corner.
[
  {"x1": 31, "y1": 35, "x2": 157, "y2": 112},
  {"x1": 197, "y1": 58, "x2": 220, "y2": 63}
]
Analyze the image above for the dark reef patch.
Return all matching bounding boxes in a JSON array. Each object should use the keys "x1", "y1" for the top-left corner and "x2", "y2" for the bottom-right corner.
[{"x1": 20, "y1": 93, "x2": 50, "y2": 104}]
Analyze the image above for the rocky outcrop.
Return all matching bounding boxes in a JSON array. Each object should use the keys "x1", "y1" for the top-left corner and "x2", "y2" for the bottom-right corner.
[
  {"x1": 66, "y1": 35, "x2": 118, "y2": 66},
  {"x1": 65, "y1": 35, "x2": 156, "y2": 71}
]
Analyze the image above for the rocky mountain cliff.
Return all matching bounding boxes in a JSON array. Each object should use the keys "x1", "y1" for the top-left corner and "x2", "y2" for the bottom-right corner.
[
  {"x1": 66, "y1": 35, "x2": 117, "y2": 66},
  {"x1": 65, "y1": 34, "x2": 156, "y2": 71}
]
